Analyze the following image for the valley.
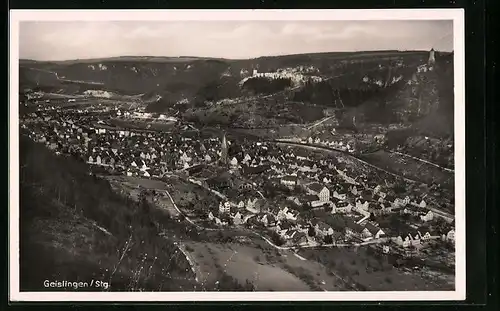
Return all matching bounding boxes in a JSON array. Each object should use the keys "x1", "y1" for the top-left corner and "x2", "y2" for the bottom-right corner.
[{"x1": 18, "y1": 48, "x2": 456, "y2": 292}]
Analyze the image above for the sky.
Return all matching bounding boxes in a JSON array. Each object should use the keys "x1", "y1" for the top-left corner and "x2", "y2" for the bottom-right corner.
[{"x1": 19, "y1": 20, "x2": 454, "y2": 61}]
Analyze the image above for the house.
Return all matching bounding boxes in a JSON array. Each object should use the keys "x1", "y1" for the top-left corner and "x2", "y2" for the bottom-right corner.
[
  {"x1": 254, "y1": 199, "x2": 269, "y2": 213},
  {"x1": 393, "y1": 235, "x2": 412, "y2": 248},
  {"x1": 394, "y1": 231, "x2": 421, "y2": 248},
  {"x1": 350, "y1": 185, "x2": 359, "y2": 196},
  {"x1": 409, "y1": 233, "x2": 421, "y2": 246},
  {"x1": 419, "y1": 200, "x2": 427, "y2": 208},
  {"x1": 219, "y1": 201, "x2": 231, "y2": 214},
  {"x1": 318, "y1": 187, "x2": 330, "y2": 202},
  {"x1": 418, "y1": 231, "x2": 432, "y2": 241},
  {"x1": 230, "y1": 157, "x2": 239, "y2": 167},
  {"x1": 307, "y1": 183, "x2": 324, "y2": 195},
  {"x1": 382, "y1": 245, "x2": 390, "y2": 254},
  {"x1": 208, "y1": 211, "x2": 215, "y2": 221},
  {"x1": 246, "y1": 198, "x2": 259, "y2": 213},
  {"x1": 276, "y1": 206, "x2": 297, "y2": 221},
  {"x1": 355, "y1": 200, "x2": 370, "y2": 211},
  {"x1": 260, "y1": 213, "x2": 277, "y2": 227},
  {"x1": 420, "y1": 210, "x2": 434, "y2": 222},
  {"x1": 233, "y1": 212, "x2": 243, "y2": 225},
  {"x1": 362, "y1": 223, "x2": 385, "y2": 240},
  {"x1": 332, "y1": 190, "x2": 347, "y2": 200},
  {"x1": 380, "y1": 203, "x2": 392, "y2": 214},
  {"x1": 331, "y1": 201, "x2": 352, "y2": 214},
  {"x1": 446, "y1": 229, "x2": 455, "y2": 243},
  {"x1": 305, "y1": 194, "x2": 320, "y2": 206},
  {"x1": 281, "y1": 175, "x2": 299, "y2": 187},
  {"x1": 276, "y1": 224, "x2": 290, "y2": 237},
  {"x1": 291, "y1": 231, "x2": 308, "y2": 246},
  {"x1": 314, "y1": 221, "x2": 334, "y2": 238},
  {"x1": 345, "y1": 218, "x2": 364, "y2": 238}
]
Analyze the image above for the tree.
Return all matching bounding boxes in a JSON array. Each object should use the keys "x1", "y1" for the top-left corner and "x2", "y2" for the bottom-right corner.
[
  {"x1": 369, "y1": 212, "x2": 376, "y2": 221},
  {"x1": 307, "y1": 225, "x2": 316, "y2": 237},
  {"x1": 324, "y1": 234, "x2": 333, "y2": 244},
  {"x1": 270, "y1": 231, "x2": 285, "y2": 246}
]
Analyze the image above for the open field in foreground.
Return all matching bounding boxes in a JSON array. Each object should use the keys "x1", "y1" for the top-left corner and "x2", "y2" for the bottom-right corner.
[{"x1": 184, "y1": 240, "x2": 351, "y2": 291}]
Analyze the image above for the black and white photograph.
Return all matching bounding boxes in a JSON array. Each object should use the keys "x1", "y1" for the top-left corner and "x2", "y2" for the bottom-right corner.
[{"x1": 9, "y1": 9, "x2": 465, "y2": 301}]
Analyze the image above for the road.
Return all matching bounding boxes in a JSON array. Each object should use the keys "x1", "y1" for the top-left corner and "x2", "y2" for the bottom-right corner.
[{"x1": 307, "y1": 116, "x2": 336, "y2": 130}]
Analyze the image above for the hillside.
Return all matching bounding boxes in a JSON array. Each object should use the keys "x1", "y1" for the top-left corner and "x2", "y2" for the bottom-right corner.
[{"x1": 19, "y1": 135, "x2": 197, "y2": 291}]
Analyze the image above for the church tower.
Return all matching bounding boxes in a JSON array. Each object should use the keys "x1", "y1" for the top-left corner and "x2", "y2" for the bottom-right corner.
[
  {"x1": 220, "y1": 132, "x2": 228, "y2": 166},
  {"x1": 428, "y1": 48, "x2": 436, "y2": 66}
]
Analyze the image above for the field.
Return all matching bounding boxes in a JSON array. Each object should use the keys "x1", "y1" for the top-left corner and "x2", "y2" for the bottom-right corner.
[
  {"x1": 360, "y1": 150, "x2": 454, "y2": 188},
  {"x1": 105, "y1": 175, "x2": 181, "y2": 217},
  {"x1": 183, "y1": 240, "x2": 351, "y2": 291},
  {"x1": 299, "y1": 246, "x2": 454, "y2": 291}
]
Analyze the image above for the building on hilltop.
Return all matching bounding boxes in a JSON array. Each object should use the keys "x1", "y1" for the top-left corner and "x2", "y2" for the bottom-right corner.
[{"x1": 428, "y1": 48, "x2": 436, "y2": 66}]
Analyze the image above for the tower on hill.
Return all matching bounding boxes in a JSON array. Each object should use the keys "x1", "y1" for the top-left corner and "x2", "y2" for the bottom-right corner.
[{"x1": 428, "y1": 48, "x2": 436, "y2": 66}]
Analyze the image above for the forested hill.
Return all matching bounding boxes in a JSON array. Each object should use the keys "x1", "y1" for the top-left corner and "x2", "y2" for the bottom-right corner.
[{"x1": 19, "y1": 135, "x2": 196, "y2": 291}]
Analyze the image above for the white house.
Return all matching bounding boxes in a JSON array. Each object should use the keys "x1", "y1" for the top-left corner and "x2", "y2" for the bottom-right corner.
[
  {"x1": 420, "y1": 211, "x2": 434, "y2": 222},
  {"x1": 208, "y1": 211, "x2": 215, "y2": 220},
  {"x1": 418, "y1": 231, "x2": 432, "y2": 241},
  {"x1": 394, "y1": 235, "x2": 412, "y2": 248},
  {"x1": 230, "y1": 157, "x2": 239, "y2": 167},
  {"x1": 246, "y1": 198, "x2": 259, "y2": 213},
  {"x1": 419, "y1": 200, "x2": 427, "y2": 208},
  {"x1": 331, "y1": 201, "x2": 352, "y2": 214},
  {"x1": 243, "y1": 154, "x2": 252, "y2": 163},
  {"x1": 307, "y1": 184, "x2": 330, "y2": 202},
  {"x1": 318, "y1": 187, "x2": 330, "y2": 202},
  {"x1": 447, "y1": 229, "x2": 455, "y2": 243},
  {"x1": 281, "y1": 175, "x2": 298, "y2": 187},
  {"x1": 233, "y1": 212, "x2": 243, "y2": 225},
  {"x1": 350, "y1": 185, "x2": 358, "y2": 196},
  {"x1": 332, "y1": 190, "x2": 347, "y2": 200},
  {"x1": 219, "y1": 201, "x2": 231, "y2": 214}
]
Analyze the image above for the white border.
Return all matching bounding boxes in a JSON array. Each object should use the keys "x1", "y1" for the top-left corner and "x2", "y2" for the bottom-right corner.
[{"x1": 9, "y1": 9, "x2": 466, "y2": 302}]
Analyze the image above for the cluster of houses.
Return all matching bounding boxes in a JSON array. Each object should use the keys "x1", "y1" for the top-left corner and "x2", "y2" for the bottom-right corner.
[
  {"x1": 247, "y1": 67, "x2": 324, "y2": 88},
  {"x1": 21, "y1": 108, "x2": 230, "y2": 178},
  {"x1": 22, "y1": 102, "x2": 455, "y2": 251},
  {"x1": 194, "y1": 138, "x2": 454, "y2": 249}
]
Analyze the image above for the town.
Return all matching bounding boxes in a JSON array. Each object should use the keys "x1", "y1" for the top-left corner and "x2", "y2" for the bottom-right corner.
[{"x1": 20, "y1": 94, "x2": 455, "y2": 265}]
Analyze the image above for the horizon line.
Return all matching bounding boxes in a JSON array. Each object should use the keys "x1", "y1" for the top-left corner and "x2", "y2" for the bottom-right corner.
[{"x1": 19, "y1": 48, "x2": 453, "y2": 63}]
